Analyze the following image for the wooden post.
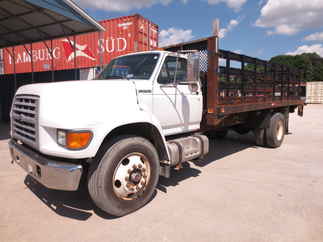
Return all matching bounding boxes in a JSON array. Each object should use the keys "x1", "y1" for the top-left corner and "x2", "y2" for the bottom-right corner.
[{"x1": 207, "y1": 19, "x2": 220, "y2": 124}]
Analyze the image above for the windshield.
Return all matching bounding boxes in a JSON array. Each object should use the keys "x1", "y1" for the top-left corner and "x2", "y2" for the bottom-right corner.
[{"x1": 97, "y1": 53, "x2": 160, "y2": 80}]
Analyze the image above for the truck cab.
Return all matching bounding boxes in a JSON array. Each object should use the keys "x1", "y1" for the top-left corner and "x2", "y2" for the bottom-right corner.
[{"x1": 97, "y1": 51, "x2": 203, "y2": 135}]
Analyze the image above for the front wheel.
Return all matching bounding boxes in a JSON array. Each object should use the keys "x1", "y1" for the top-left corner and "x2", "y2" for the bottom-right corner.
[{"x1": 88, "y1": 136, "x2": 160, "y2": 217}]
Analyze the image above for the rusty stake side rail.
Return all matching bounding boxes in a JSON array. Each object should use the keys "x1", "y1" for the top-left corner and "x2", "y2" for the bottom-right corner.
[{"x1": 164, "y1": 36, "x2": 305, "y2": 127}]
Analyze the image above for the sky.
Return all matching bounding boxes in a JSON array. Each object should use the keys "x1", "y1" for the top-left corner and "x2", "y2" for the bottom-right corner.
[{"x1": 75, "y1": 0, "x2": 323, "y2": 60}]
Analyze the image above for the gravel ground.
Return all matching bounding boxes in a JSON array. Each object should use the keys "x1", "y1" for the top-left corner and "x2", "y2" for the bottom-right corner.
[{"x1": 1, "y1": 105, "x2": 323, "y2": 242}]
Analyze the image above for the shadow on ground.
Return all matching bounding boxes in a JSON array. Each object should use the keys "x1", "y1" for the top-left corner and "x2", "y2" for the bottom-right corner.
[
  {"x1": 158, "y1": 131, "x2": 257, "y2": 191},
  {"x1": 24, "y1": 175, "x2": 118, "y2": 221},
  {"x1": 0, "y1": 122, "x2": 10, "y2": 140},
  {"x1": 24, "y1": 131, "x2": 257, "y2": 221}
]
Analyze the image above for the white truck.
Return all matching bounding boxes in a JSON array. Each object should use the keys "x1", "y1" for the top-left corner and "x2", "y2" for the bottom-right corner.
[{"x1": 9, "y1": 36, "x2": 304, "y2": 216}]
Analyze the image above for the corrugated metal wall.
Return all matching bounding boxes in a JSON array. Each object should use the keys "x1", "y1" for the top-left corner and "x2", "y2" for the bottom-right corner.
[{"x1": 306, "y1": 82, "x2": 323, "y2": 104}]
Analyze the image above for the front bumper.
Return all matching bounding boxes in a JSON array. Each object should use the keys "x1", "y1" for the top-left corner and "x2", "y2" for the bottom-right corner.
[{"x1": 9, "y1": 139, "x2": 83, "y2": 191}]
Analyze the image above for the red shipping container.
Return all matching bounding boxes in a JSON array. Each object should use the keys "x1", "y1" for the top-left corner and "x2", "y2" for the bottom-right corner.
[{"x1": 2, "y1": 14, "x2": 158, "y2": 74}]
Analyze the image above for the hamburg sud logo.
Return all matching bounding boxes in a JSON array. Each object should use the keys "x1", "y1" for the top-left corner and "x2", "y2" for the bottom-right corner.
[{"x1": 61, "y1": 39, "x2": 95, "y2": 62}]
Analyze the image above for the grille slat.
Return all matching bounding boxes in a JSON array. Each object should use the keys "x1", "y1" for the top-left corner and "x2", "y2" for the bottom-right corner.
[
  {"x1": 12, "y1": 113, "x2": 37, "y2": 123},
  {"x1": 11, "y1": 95, "x2": 39, "y2": 149},
  {"x1": 14, "y1": 101, "x2": 36, "y2": 107},
  {"x1": 14, "y1": 128, "x2": 36, "y2": 140},
  {"x1": 13, "y1": 107, "x2": 36, "y2": 115},
  {"x1": 12, "y1": 121, "x2": 36, "y2": 132}
]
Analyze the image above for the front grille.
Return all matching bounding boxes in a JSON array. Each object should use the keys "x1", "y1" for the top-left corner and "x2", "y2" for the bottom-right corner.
[{"x1": 11, "y1": 95, "x2": 39, "y2": 149}]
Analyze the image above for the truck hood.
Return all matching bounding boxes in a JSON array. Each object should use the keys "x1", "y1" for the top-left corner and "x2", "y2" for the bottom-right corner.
[{"x1": 16, "y1": 80, "x2": 140, "y2": 128}]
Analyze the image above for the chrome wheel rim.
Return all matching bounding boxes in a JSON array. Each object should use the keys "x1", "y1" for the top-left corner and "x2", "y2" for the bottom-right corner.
[
  {"x1": 112, "y1": 153, "x2": 151, "y2": 200},
  {"x1": 276, "y1": 120, "x2": 284, "y2": 141}
]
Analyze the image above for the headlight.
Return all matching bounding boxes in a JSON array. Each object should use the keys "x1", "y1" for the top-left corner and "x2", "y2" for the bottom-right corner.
[{"x1": 57, "y1": 130, "x2": 93, "y2": 150}]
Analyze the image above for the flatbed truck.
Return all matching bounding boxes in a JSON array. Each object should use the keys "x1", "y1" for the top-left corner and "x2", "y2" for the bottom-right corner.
[{"x1": 9, "y1": 26, "x2": 304, "y2": 216}]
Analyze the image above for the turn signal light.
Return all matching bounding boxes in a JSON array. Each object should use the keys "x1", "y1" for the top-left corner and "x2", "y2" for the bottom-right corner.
[
  {"x1": 67, "y1": 131, "x2": 92, "y2": 150},
  {"x1": 57, "y1": 130, "x2": 92, "y2": 150}
]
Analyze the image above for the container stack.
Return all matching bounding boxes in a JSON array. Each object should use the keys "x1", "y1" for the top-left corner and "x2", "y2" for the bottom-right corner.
[{"x1": 306, "y1": 82, "x2": 323, "y2": 104}]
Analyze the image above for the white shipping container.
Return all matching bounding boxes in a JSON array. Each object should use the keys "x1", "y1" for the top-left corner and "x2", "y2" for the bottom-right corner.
[
  {"x1": 79, "y1": 67, "x2": 99, "y2": 80},
  {"x1": 306, "y1": 82, "x2": 323, "y2": 104}
]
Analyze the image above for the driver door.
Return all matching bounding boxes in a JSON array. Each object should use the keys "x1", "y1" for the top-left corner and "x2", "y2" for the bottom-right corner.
[
  {"x1": 152, "y1": 55, "x2": 202, "y2": 135},
  {"x1": 152, "y1": 56, "x2": 182, "y2": 135}
]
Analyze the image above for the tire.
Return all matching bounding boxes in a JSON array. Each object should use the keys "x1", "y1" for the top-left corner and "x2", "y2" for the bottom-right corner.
[
  {"x1": 206, "y1": 130, "x2": 228, "y2": 139},
  {"x1": 265, "y1": 113, "x2": 286, "y2": 148},
  {"x1": 254, "y1": 128, "x2": 266, "y2": 147},
  {"x1": 88, "y1": 136, "x2": 160, "y2": 217}
]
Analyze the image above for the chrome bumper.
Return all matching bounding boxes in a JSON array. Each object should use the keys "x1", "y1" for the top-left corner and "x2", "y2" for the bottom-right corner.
[{"x1": 9, "y1": 139, "x2": 83, "y2": 191}]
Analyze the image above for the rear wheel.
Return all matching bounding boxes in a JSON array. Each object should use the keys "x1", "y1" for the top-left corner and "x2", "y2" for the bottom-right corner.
[
  {"x1": 88, "y1": 136, "x2": 160, "y2": 216},
  {"x1": 254, "y1": 128, "x2": 266, "y2": 147},
  {"x1": 265, "y1": 113, "x2": 285, "y2": 148}
]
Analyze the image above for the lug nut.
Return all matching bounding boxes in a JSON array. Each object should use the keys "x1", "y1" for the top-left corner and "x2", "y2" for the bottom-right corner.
[
  {"x1": 133, "y1": 164, "x2": 137, "y2": 169},
  {"x1": 138, "y1": 164, "x2": 142, "y2": 168}
]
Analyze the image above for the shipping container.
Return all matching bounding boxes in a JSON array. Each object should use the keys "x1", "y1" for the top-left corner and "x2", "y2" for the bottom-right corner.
[
  {"x1": 0, "y1": 49, "x2": 3, "y2": 74},
  {"x1": 306, "y1": 82, "x2": 323, "y2": 104},
  {"x1": 1, "y1": 14, "x2": 158, "y2": 74}
]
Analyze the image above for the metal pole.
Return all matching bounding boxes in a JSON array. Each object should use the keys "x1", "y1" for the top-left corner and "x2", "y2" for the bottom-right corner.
[
  {"x1": 51, "y1": 40, "x2": 54, "y2": 81},
  {"x1": 22, "y1": 44, "x2": 33, "y2": 83},
  {"x1": 73, "y1": 35, "x2": 77, "y2": 80},
  {"x1": 147, "y1": 21, "x2": 150, "y2": 51},
  {"x1": 99, "y1": 31, "x2": 104, "y2": 71},
  {"x1": 43, "y1": 40, "x2": 55, "y2": 82},
  {"x1": 12, "y1": 47, "x2": 17, "y2": 92},
  {"x1": 30, "y1": 43, "x2": 34, "y2": 83}
]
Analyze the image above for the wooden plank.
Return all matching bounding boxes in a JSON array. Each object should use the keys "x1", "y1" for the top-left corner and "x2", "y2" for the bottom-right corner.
[{"x1": 206, "y1": 36, "x2": 219, "y2": 121}]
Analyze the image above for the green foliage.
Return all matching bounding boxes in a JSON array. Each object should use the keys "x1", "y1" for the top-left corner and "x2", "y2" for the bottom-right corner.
[
  {"x1": 244, "y1": 53, "x2": 323, "y2": 82},
  {"x1": 270, "y1": 53, "x2": 323, "y2": 82}
]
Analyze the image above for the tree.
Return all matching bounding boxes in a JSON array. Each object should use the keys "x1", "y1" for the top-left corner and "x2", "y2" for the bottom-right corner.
[{"x1": 270, "y1": 53, "x2": 323, "y2": 82}]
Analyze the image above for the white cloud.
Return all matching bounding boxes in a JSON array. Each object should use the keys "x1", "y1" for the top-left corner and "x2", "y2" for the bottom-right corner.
[
  {"x1": 75, "y1": 0, "x2": 186, "y2": 12},
  {"x1": 287, "y1": 44, "x2": 323, "y2": 57},
  {"x1": 207, "y1": 0, "x2": 247, "y2": 11},
  {"x1": 159, "y1": 28, "x2": 194, "y2": 46},
  {"x1": 305, "y1": 32, "x2": 323, "y2": 42},
  {"x1": 256, "y1": 0, "x2": 323, "y2": 35},
  {"x1": 219, "y1": 19, "x2": 239, "y2": 38}
]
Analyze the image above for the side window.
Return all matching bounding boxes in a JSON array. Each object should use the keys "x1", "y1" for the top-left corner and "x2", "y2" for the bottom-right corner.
[{"x1": 158, "y1": 56, "x2": 187, "y2": 84}]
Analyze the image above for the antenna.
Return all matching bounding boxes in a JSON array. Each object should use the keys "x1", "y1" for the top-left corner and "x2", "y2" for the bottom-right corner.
[
  {"x1": 212, "y1": 19, "x2": 220, "y2": 37},
  {"x1": 212, "y1": 19, "x2": 220, "y2": 54}
]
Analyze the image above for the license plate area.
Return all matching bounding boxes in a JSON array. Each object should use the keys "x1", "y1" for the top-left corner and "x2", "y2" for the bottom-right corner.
[{"x1": 12, "y1": 147, "x2": 42, "y2": 178}]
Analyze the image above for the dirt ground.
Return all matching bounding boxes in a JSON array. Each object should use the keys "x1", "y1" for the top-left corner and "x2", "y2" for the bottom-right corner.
[{"x1": 1, "y1": 105, "x2": 323, "y2": 242}]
